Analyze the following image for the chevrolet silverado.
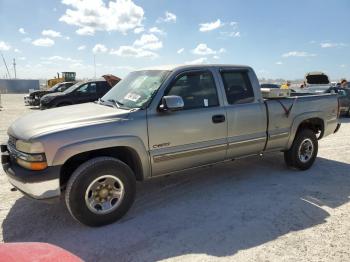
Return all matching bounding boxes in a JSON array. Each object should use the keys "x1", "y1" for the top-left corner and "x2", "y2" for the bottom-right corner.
[{"x1": 1, "y1": 65, "x2": 341, "y2": 226}]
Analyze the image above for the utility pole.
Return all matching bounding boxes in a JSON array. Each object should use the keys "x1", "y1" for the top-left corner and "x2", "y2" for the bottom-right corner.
[
  {"x1": 93, "y1": 54, "x2": 96, "y2": 79},
  {"x1": 13, "y1": 58, "x2": 16, "y2": 79}
]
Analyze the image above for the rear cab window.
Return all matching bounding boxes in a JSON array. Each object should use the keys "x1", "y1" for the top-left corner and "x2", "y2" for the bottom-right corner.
[{"x1": 220, "y1": 70, "x2": 255, "y2": 104}]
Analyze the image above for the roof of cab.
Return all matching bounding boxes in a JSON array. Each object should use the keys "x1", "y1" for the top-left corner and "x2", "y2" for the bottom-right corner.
[{"x1": 137, "y1": 64, "x2": 251, "y2": 72}]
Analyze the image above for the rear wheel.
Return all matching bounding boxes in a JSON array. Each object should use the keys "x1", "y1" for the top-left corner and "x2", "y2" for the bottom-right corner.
[
  {"x1": 284, "y1": 129, "x2": 318, "y2": 170},
  {"x1": 65, "y1": 157, "x2": 136, "y2": 227}
]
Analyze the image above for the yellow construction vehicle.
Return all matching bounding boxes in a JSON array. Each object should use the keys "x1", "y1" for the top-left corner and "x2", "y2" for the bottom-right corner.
[{"x1": 47, "y1": 72, "x2": 76, "y2": 88}]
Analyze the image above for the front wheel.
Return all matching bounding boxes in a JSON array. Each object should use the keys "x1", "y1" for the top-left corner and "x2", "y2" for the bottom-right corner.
[
  {"x1": 284, "y1": 129, "x2": 318, "y2": 170},
  {"x1": 65, "y1": 157, "x2": 136, "y2": 226}
]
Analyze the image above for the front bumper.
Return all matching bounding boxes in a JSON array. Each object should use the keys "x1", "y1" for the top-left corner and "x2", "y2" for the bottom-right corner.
[
  {"x1": 26, "y1": 97, "x2": 40, "y2": 106},
  {"x1": 40, "y1": 102, "x2": 52, "y2": 110},
  {"x1": 29, "y1": 98, "x2": 40, "y2": 106},
  {"x1": 24, "y1": 96, "x2": 30, "y2": 106},
  {"x1": 1, "y1": 144, "x2": 61, "y2": 200}
]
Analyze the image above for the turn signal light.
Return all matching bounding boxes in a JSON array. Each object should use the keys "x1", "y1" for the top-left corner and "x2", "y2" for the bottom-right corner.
[{"x1": 17, "y1": 159, "x2": 48, "y2": 170}]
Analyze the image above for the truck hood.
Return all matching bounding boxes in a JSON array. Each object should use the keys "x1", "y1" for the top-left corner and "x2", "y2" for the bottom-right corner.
[
  {"x1": 8, "y1": 103, "x2": 131, "y2": 140},
  {"x1": 305, "y1": 72, "x2": 330, "y2": 85}
]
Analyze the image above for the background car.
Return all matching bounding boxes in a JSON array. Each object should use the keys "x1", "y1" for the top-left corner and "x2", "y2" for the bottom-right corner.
[
  {"x1": 328, "y1": 87, "x2": 350, "y2": 116},
  {"x1": 0, "y1": 242, "x2": 82, "y2": 262},
  {"x1": 260, "y1": 83, "x2": 280, "y2": 89},
  {"x1": 298, "y1": 85, "x2": 350, "y2": 116},
  {"x1": 261, "y1": 83, "x2": 296, "y2": 93},
  {"x1": 25, "y1": 82, "x2": 75, "y2": 106},
  {"x1": 40, "y1": 75, "x2": 120, "y2": 109},
  {"x1": 305, "y1": 71, "x2": 330, "y2": 86}
]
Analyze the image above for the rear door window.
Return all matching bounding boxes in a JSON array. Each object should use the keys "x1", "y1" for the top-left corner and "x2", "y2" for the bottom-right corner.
[
  {"x1": 97, "y1": 81, "x2": 110, "y2": 95},
  {"x1": 88, "y1": 82, "x2": 97, "y2": 94},
  {"x1": 220, "y1": 71, "x2": 255, "y2": 104}
]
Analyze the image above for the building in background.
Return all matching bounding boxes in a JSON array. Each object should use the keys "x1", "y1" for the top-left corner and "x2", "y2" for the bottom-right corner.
[{"x1": 0, "y1": 79, "x2": 40, "y2": 94}]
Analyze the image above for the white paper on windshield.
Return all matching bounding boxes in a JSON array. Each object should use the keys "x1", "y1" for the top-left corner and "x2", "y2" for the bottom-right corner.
[
  {"x1": 124, "y1": 93, "x2": 141, "y2": 102},
  {"x1": 204, "y1": 99, "x2": 208, "y2": 107}
]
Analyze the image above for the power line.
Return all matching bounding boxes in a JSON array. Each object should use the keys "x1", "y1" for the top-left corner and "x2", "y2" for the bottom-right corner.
[{"x1": 1, "y1": 52, "x2": 11, "y2": 79}]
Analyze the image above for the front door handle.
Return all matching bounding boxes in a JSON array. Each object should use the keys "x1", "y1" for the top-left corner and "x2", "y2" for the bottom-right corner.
[{"x1": 212, "y1": 114, "x2": 225, "y2": 123}]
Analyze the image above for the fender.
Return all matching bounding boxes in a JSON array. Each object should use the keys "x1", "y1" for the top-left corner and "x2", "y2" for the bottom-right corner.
[
  {"x1": 287, "y1": 111, "x2": 325, "y2": 149},
  {"x1": 55, "y1": 100, "x2": 73, "y2": 106},
  {"x1": 51, "y1": 135, "x2": 151, "y2": 180}
]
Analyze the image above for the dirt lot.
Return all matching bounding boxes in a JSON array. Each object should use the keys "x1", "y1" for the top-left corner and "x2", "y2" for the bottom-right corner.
[{"x1": 1, "y1": 94, "x2": 350, "y2": 262}]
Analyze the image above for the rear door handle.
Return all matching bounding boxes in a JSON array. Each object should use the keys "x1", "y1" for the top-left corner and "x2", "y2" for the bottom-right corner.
[{"x1": 212, "y1": 114, "x2": 226, "y2": 123}]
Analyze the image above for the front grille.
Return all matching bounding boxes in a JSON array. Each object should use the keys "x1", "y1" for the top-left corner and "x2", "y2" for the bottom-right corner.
[{"x1": 8, "y1": 136, "x2": 16, "y2": 149}]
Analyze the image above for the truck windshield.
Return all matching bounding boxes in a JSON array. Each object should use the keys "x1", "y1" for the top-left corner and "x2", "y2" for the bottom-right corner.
[{"x1": 102, "y1": 70, "x2": 170, "y2": 109}]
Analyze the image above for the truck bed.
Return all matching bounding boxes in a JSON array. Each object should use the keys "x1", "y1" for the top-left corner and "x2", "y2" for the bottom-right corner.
[{"x1": 263, "y1": 93, "x2": 338, "y2": 151}]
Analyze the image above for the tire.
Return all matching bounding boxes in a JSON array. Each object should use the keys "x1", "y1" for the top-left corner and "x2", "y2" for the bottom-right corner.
[
  {"x1": 284, "y1": 129, "x2": 318, "y2": 170},
  {"x1": 65, "y1": 157, "x2": 136, "y2": 227}
]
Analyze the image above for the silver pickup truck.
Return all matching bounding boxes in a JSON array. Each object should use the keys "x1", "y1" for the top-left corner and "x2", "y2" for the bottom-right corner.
[{"x1": 1, "y1": 65, "x2": 341, "y2": 226}]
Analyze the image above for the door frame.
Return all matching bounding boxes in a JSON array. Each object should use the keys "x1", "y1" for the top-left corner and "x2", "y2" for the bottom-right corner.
[
  {"x1": 146, "y1": 67, "x2": 228, "y2": 175},
  {"x1": 214, "y1": 67, "x2": 267, "y2": 158}
]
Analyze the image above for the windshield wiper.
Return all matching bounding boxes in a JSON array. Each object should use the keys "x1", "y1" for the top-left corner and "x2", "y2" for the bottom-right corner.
[
  {"x1": 107, "y1": 99, "x2": 124, "y2": 108},
  {"x1": 96, "y1": 98, "x2": 113, "y2": 108},
  {"x1": 97, "y1": 98, "x2": 130, "y2": 109}
]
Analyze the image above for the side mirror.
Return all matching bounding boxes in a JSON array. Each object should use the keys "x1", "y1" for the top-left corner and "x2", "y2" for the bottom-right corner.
[{"x1": 159, "y1": 95, "x2": 184, "y2": 111}]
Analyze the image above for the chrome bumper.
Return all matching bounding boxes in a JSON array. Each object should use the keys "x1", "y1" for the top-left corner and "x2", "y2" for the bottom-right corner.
[
  {"x1": 1, "y1": 144, "x2": 61, "y2": 200},
  {"x1": 8, "y1": 175, "x2": 60, "y2": 200}
]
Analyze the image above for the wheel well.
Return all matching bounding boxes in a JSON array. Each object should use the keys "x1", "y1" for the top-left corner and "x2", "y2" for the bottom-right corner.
[
  {"x1": 60, "y1": 146, "x2": 143, "y2": 188},
  {"x1": 297, "y1": 118, "x2": 324, "y2": 139}
]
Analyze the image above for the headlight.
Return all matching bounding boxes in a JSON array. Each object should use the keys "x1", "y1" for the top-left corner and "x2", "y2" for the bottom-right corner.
[
  {"x1": 10, "y1": 140, "x2": 47, "y2": 170},
  {"x1": 16, "y1": 140, "x2": 44, "y2": 153}
]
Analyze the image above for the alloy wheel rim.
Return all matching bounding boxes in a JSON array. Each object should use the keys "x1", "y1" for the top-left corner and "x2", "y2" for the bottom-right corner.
[
  {"x1": 298, "y1": 138, "x2": 314, "y2": 163},
  {"x1": 85, "y1": 175, "x2": 125, "y2": 215}
]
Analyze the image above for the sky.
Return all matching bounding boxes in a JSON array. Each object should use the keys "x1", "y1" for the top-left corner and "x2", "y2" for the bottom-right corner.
[{"x1": 0, "y1": 0, "x2": 349, "y2": 80}]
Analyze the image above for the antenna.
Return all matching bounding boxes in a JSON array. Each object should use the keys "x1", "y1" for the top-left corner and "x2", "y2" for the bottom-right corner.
[
  {"x1": 1, "y1": 52, "x2": 11, "y2": 79},
  {"x1": 13, "y1": 58, "x2": 17, "y2": 79}
]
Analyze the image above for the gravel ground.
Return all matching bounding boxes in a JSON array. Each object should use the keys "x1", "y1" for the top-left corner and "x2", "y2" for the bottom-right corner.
[{"x1": 1, "y1": 94, "x2": 350, "y2": 262}]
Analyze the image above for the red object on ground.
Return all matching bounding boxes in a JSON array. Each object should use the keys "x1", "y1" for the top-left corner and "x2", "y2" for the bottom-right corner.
[{"x1": 0, "y1": 242, "x2": 83, "y2": 262}]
